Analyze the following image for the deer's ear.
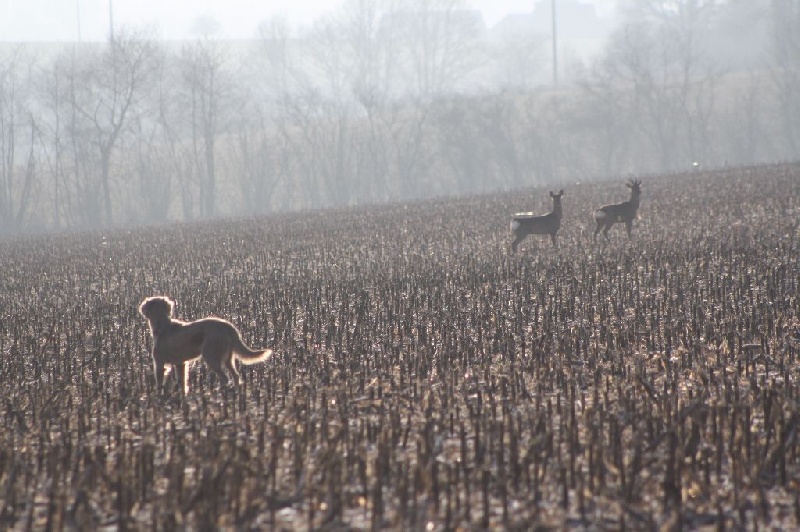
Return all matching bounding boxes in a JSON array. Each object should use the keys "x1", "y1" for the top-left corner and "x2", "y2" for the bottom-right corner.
[
  {"x1": 559, "y1": 189, "x2": 564, "y2": 195},
  {"x1": 550, "y1": 191, "x2": 555, "y2": 197}
]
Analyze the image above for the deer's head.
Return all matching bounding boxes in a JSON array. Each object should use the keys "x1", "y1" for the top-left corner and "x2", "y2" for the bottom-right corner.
[
  {"x1": 626, "y1": 179, "x2": 642, "y2": 197},
  {"x1": 549, "y1": 189, "x2": 564, "y2": 215}
]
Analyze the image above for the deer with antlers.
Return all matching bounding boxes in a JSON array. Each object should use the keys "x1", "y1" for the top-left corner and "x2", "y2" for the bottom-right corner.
[
  {"x1": 510, "y1": 190, "x2": 564, "y2": 253},
  {"x1": 593, "y1": 179, "x2": 642, "y2": 241}
]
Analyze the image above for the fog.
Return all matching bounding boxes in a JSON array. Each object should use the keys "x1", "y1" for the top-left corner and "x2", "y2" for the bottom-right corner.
[{"x1": 0, "y1": 0, "x2": 795, "y2": 235}]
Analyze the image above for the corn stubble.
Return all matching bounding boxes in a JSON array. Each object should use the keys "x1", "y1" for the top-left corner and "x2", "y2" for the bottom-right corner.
[{"x1": 1, "y1": 164, "x2": 799, "y2": 530}]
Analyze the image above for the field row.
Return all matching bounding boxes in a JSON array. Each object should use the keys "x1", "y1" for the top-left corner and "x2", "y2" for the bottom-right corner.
[{"x1": 1, "y1": 164, "x2": 799, "y2": 529}]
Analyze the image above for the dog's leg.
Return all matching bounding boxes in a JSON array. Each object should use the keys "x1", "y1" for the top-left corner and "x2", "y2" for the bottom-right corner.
[
  {"x1": 224, "y1": 354, "x2": 242, "y2": 386},
  {"x1": 202, "y1": 336, "x2": 231, "y2": 387},
  {"x1": 206, "y1": 358, "x2": 230, "y2": 387},
  {"x1": 153, "y1": 359, "x2": 166, "y2": 393},
  {"x1": 176, "y1": 363, "x2": 189, "y2": 394}
]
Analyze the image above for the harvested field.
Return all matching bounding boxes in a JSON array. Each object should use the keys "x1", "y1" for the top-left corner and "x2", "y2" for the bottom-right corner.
[{"x1": 1, "y1": 163, "x2": 799, "y2": 530}]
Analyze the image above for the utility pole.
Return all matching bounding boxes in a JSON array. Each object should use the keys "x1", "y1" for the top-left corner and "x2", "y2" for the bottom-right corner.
[
  {"x1": 108, "y1": 0, "x2": 115, "y2": 43},
  {"x1": 551, "y1": 0, "x2": 558, "y2": 86}
]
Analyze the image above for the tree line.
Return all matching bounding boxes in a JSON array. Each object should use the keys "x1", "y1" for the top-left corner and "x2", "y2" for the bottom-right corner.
[{"x1": 0, "y1": 0, "x2": 797, "y2": 234}]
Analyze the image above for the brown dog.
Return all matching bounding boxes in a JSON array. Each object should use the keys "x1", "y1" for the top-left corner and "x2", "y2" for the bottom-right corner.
[{"x1": 139, "y1": 296, "x2": 272, "y2": 394}]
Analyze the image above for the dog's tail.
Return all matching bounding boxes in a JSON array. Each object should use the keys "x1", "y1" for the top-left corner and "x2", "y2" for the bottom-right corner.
[{"x1": 234, "y1": 336, "x2": 273, "y2": 365}]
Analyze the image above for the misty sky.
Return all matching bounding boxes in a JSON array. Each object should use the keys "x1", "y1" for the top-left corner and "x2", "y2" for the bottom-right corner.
[{"x1": 1, "y1": 0, "x2": 617, "y2": 42}]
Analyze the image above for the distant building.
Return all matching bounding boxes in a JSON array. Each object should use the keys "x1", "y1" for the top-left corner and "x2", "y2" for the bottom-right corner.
[
  {"x1": 377, "y1": 8, "x2": 487, "y2": 37},
  {"x1": 489, "y1": 0, "x2": 615, "y2": 63}
]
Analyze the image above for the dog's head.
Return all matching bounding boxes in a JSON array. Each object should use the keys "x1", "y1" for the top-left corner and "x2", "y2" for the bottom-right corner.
[{"x1": 139, "y1": 296, "x2": 175, "y2": 321}]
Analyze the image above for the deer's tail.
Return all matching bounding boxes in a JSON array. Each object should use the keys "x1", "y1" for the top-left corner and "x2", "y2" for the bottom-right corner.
[{"x1": 593, "y1": 209, "x2": 608, "y2": 222}]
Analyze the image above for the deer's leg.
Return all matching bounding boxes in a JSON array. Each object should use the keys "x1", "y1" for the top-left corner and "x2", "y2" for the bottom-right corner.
[
  {"x1": 511, "y1": 235, "x2": 523, "y2": 254},
  {"x1": 593, "y1": 222, "x2": 603, "y2": 241},
  {"x1": 625, "y1": 220, "x2": 633, "y2": 238},
  {"x1": 602, "y1": 223, "x2": 612, "y2": 240},
  {"x1": 550, "y1": 233, "x2": 557, "y2": 247}
]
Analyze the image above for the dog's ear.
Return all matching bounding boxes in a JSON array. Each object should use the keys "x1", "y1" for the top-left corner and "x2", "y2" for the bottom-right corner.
[{"x1": 139, "y1": 298, "x2": 151, "y2": 318}]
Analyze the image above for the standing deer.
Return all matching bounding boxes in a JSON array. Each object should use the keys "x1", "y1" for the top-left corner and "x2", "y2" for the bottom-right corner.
[
  {"x1": 510, "y1": 190, "x2": 564, "y2": 254},
  {"x1": 593, "y1": 179, "x2": 642, "y2": 241}
]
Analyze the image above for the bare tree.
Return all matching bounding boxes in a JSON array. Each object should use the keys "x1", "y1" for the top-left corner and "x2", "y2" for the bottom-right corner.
[
  {"x1": 581, "y1": 0, "x2": 722, "y2": 172},
  {"x1": 394, "y1": 0, "x2": 485, "y2": 97},
  {"x1": 36, "y1": 49, "x2": 73, "y2": 230},
  {"x1": 341, "y1": 0, "x2": 435, "y2": 201},
  {"x1": 65, "y1": 30, "x2": 160, "y2": 226},
  {"x1": 227, "y1": 109, "x2": 287, "y2": 215},
  {"x1": 251, "y1": 14, "x2": 303, "y2": 102},
  {"x1": 489, "y1": 29, "x2": 548, "y2": 90},
  {"x1": 770, "y1": 0, "x2": 800, "y2": 157},
  {"x1": 127, "y1": 115, "x2": 172, "y2": 223},
  {"x1": 0, "y1": 47, "x2": 39, "y2": 232},
  {"x1": 433, "y1": 93, "x2": 573, "y2": 193},
  {"x1": 177, "y1": 37, "x2": 237, "y2": 218},
  {"x1": 718, "y1": 74, "x2": 762, "y2": 164},
  {"x1": 279, "y1": 1, "x2": 392, "y2": 207},
  {"x1": 385, "y1": 101, "x2": 434, "y2": 199},
  {"x1": 577, "y1": 62, "x2": 636, "y2": 176},
  {"x1": 34, "y1": 45, "x2": 105, "y2": 229},
  {"x1": 433, "y1": 96, "x2": 497, "y2": 193}
]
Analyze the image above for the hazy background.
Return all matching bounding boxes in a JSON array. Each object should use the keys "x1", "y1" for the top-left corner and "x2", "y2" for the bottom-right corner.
[
  {"x1": 0, "y1": 0, "x2": 796, "y2": 234},
  {"x1": 1, "y1": 0, "x2": 619, "y2": 41}
]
